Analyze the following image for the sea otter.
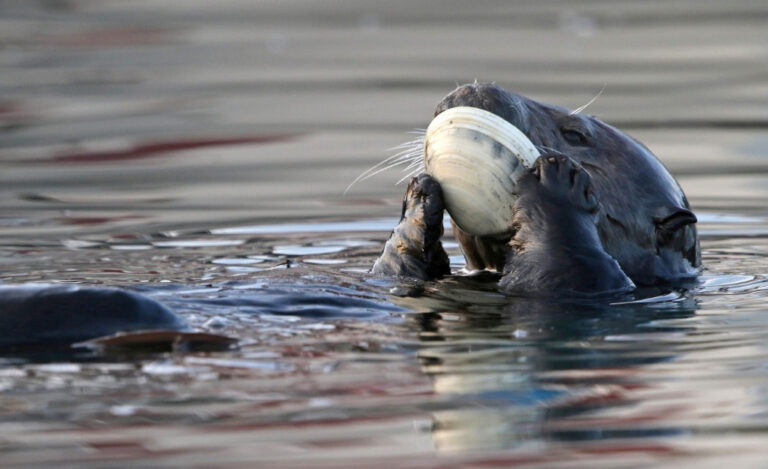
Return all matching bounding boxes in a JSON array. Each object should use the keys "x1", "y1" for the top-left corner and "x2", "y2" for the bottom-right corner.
[
  {"x1": 0, "y1": 284, "x2": 186, "y2": 352},
  {"x1": 373, "y1": 83, "x2": 700, "y2": 297},
  {"x1": 0, "y1": 83, "x2": 699, "y2": 352}
]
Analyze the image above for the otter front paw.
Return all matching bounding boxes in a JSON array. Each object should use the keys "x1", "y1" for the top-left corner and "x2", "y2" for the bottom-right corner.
[
  {"x1": 372, "y1": 174, "x2": 450, "y2": 280},
  {"x1": 524, "y1": 154, "x2": 598, "y2": 212},
  {"x1": 501, "y1": 153, "x2": 634, "y2": 297}
]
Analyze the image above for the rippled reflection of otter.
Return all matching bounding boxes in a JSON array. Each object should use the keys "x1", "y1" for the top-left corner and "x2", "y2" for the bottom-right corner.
[{"x1": 373, "y1": 83, "x2": 700, "y2": 297}]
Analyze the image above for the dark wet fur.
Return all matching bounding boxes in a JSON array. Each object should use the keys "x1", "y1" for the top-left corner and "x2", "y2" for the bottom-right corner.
[
  {"x1": 0, "y1": 285, "x2": 186, "y2": 351},
  {"x1": 375, "y1": 83, "x2": 700, "y2": 297}
]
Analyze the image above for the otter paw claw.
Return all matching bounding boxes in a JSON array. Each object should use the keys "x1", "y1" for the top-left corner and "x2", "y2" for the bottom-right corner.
[
  {"x1": 403, "y1": 173, "x2": 445, "y2": 219},
  {"x1": 532, "y1": 153, "x2": 598, "y2": 212}
]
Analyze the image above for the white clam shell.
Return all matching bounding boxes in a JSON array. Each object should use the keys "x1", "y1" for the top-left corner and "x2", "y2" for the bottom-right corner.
[{"x1": 424, "y1": 106, "x2": 541, "y2": 236}]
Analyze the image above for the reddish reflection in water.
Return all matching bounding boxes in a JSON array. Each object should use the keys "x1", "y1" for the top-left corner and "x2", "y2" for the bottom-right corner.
[
  {"x1": 0, "y1": 101, "x2": 22, "y2": 117},
  {"x1": 55, "y1": 215, "x2": 146, "y2": 225},
  {"x1": 45, "y1": 135, "x2": 300, "y2": 164}
]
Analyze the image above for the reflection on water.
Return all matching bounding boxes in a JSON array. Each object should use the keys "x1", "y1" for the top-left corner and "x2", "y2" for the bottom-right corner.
[
  {"x1": 3, "y1": 218, "x2": 768, "y2": 467},
  {"x1": 3, "y1": 0, "x2": 768, "y2": 468},
  {"x1": 413, "y1": 296, "x2": 697, "y2": 452}
]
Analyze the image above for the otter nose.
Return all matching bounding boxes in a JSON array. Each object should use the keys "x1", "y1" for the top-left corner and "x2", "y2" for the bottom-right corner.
[{"x1": 433, "y1": 82, "x2": 528, "y2": 132}]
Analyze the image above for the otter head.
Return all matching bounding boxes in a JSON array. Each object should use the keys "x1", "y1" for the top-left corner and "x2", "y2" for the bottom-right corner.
[{"x1": 431, "y1": 83, "x2": 699, "y2": 286}]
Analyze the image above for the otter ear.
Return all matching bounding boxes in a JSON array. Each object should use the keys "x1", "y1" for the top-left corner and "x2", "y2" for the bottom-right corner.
[{"x1": 654, "y1": 208, "x2": 697, "y2": 246}]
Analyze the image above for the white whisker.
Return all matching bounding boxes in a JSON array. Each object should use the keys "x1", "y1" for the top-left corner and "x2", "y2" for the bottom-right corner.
[
  {"x1": 395, "y1": 166, "x2": 424, "y2": 185},
  {"x1": 400, "y1": 158, "x2": 423, "y2": 172},
  {"x1": 535, "y1": 145, "x2": 561, "y2": 154},
  {"x1": 570, "y1": 83, "x2": 607, "y2": 115},
  {"x1": 366, "y1": 161, "x2": 410, "y2": 178},
  {"x1": 388, "y1": 139, "x2": 421, "y2": 151},
  {"x1": 343, "y1": 132, "x2": 426, "y2": 195},
  {"x1": 346, "y1": 158, "x2": 415, "y2": 191}
]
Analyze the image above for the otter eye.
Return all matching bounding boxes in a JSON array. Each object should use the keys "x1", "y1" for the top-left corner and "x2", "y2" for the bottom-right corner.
[{"x1": 562, "y1": 129, "x2": 587, "y2": 146}]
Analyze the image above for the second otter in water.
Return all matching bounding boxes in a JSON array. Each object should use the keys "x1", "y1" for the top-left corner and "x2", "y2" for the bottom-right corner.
[{"x1": 373, "y1": 83, "x2": 700, "y2": 297}]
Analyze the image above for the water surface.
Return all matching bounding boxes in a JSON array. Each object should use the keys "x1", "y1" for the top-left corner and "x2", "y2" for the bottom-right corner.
[{"x1": 2, "y1": 1, "x2": 768, "y2": 467}]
